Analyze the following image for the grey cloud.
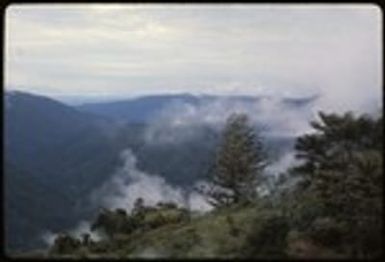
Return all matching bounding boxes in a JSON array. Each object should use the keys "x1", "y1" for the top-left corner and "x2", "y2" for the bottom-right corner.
[{"x1": 5, "y1": 4, "x2": 381, "y2": 113}]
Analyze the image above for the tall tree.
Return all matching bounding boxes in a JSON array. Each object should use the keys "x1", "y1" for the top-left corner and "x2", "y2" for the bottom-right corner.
[
  {"x1": 198, "y1": 113, "x2": 268, "y2": 207},
  {"x1": 291, "y1": 111, "x2": 382, "y2": 193},
  {"x1": 289, "y1": 111, "x2": 383, "y2": 257}
]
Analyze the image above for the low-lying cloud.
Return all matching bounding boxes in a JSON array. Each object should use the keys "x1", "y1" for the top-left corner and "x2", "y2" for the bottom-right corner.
[
  {"x1": 144, "y1": 96, "x2": 317, "y2": 145},
  {"x1": 265, "y1": 152, "x2": 298, "y2": 178},
  {"x1": 90, "y1": 148, "x2": 213, "y2": 213},
  {"x1": 41, "y1": 221, "x2": 102, "y2": 247}
]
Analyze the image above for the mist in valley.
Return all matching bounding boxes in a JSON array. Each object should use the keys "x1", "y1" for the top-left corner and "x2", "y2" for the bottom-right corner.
[{"x1": 4, "y1": 4, "x2": 381, "y2": 259}]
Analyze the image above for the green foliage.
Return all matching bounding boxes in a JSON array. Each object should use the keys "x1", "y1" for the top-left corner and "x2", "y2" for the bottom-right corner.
[
  {"x1": 50, "y1": 234, "x2": 81, "y2": 254},
  {"x1": 32, "y1": 110, "x2": 383, "y2": 259},
  {"x1": 307, "y1": 217, "x2": 347, "y2": 248},
  {"x1": 91, "y1": 208, "x2": 133, "y2": 239},
  {"x1": 242, "y1": 212, "x2": 290, "y2": 258},
  {"x1": 292, "y1": 112, "x2": 382, "y2": 184},
  {"x1": 198, "y1": 113, "x2": 268, "y2": 207},
  {"x1": 225, "y1": 215, "x2": 240, "y2": 237},
  {"x1": 289, "y1": 111, "x2": 383, "y2": 258},
  {"x1": 90, "y1": 199, "x2": 190, "y2": 240}
]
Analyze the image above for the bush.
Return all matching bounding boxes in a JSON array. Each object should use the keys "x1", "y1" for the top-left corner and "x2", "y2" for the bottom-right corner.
[
  {"x1": 307, "y1": 217, "x2": 346, "y2": 248},
  {"x1": 50, "y1": 234, "x2": 81, "y2": 254},
  {"x1": 243, "y1": 213, "x2": 289, "y2": 258}
]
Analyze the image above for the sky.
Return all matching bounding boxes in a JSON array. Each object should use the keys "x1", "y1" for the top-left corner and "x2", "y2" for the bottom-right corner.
[{"x1": 5, "y1": 4, "x2": 382, "y2": 111}]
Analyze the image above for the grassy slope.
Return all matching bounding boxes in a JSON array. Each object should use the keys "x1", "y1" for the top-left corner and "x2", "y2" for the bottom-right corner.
[
  {"x1": 85, "y1": 205, "x2": 283, "y2": 259},
  {"x1": 12, "y1": 203, "x2": 343, "y2": 259},
  {"x1": 122, "y1": 207, "x2": 256, "y2": 258}
]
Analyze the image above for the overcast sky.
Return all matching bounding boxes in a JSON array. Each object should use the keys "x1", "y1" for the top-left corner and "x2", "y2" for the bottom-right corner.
[{"x1": 5, "y1": 4, "x2": 382, "y2": 111}]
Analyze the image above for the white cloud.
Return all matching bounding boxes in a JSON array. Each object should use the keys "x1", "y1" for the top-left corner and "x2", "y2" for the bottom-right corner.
[
  {"x1": 90, "y1": 148, "x2": 213, "y2": 212},
  {"x1": 68, "y1": 221, "x2": 102, "y2": 242},
  {"x1": 40, "y1": 221, "x2": 102, "y2": 248},
  {"x1": 40, "y1": 231, "x2": 57, "y2": 247},
  {"x1": 144, "y1": 96, "x2": 316, "y2": 145},
  {"x1": 265, "y1": 152, "x2": 298, "y2": 178}
]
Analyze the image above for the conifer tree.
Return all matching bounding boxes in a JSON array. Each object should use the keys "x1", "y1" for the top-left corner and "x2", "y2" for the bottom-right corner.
[
  {"x1": 290, "y1": 111, "x2": 383, "y2": 257},
  {"x1": 199, "y1": 113, "x2": 268, "y2": 207}
]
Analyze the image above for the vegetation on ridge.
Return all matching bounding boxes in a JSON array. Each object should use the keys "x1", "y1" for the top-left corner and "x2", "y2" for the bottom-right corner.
[{"x1": 15, "y1": 111, "x2": 382, "y2": 259}]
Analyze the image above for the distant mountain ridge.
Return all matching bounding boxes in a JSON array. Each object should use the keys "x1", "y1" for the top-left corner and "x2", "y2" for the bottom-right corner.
[{"x1": 77, "y1": 93, "x2": 318, "y2": 123}]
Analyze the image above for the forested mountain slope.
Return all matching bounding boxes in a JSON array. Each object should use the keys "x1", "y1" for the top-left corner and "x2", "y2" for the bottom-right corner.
[{"x1": 4, "y1": 91, "x2": 312, "y2": 252}]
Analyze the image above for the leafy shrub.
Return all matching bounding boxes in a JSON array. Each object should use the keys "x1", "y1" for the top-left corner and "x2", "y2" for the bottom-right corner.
[
  {"x1": 50, "y1": 234, "x2": 81, "y2": 254},
  {"x1": 307, "y1": 217, "x2": 346, "y2": 247},
  {"x1": 243, "y1": 213, "x2": 289, "y2": 258}
]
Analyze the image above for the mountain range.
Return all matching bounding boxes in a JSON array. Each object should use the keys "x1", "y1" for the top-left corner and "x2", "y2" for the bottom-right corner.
[{"x1": 4, "y1": 90, "x2": 316, "y2": 252}]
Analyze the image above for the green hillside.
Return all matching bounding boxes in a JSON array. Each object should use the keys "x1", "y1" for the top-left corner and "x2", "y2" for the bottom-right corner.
[
  {"x1": 12, "y1": 200, "x2": 347, "y2": 259},
  {"x1": 9, "y1": 111, "x2": 382, "y2": 259}
]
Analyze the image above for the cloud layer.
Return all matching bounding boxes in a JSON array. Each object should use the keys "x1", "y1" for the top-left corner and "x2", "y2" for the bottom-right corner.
[
  {"x1": 90, "y1": 148, "x2": 213, "y2": 212},
  {"x1": 144, "y1": 96, "x2": 317, "y2": 146},
  {"x1": 5, "y1": 4, "x2": 382, "y2": 113}
]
